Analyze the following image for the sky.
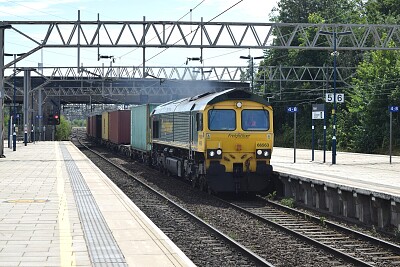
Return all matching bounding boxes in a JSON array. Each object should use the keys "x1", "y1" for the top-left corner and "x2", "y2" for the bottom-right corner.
[{"x1": 1, "y1": 0, "x2": 279, "y2": 74}]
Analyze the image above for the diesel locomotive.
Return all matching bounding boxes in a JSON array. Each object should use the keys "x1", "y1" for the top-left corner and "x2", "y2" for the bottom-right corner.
[
  {"x1": 87, "y1": 89, "x2": 274, "y2": 194},
  {"x1": 150, "y1": 89, "x2": 274, "y2": 193}
]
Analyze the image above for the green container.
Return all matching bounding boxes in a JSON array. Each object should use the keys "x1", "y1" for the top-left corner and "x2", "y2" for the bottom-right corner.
[{"x1": 130, "y1": 104, "x2": 158, "y2": 151}]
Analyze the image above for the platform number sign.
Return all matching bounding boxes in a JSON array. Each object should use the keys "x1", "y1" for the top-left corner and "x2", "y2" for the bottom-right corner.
[
  {"x1": 287, "y1": 106, "x2": 298, "y2": 113},
  {"x1": 312, "y1": 104, "x2": 325, "y2": 120},
  {"x1": 389, "y1": 106, "x2": 399, "y2": 112},
  {"x1": 326, "y1": 93, "x2": 344, "y2": 103}
]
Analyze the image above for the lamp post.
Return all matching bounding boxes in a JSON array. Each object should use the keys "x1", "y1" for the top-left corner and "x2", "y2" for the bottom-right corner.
[
  {"x1": 5, "y1": 53, "x2": 25, "y2": 151},
  {"x1": 319, "y1": 30, "x2": 351, "y2": 164},
  {"x1": 0, "y1": 24, "x2": 12, "y2": 158},
  {"x1": 240, "y1": 55, "x2": 264, "y2": 93}
]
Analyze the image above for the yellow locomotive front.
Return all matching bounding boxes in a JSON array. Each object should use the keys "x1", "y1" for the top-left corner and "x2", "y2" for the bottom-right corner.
[{"x1": 198, "y1": 98, "x2": 274, "y2": 193}]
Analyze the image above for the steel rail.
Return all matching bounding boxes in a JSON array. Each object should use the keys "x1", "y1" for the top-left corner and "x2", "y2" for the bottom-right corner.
[
  {"x1": 264, "y1": 198, "x2": 400, "y2": 255},
  {"x1": 222, "y1": 198, "x2": 376, "y2": 267},
  {"x1": 75, "y1": 135, "x2": 275, "y2": 267}
]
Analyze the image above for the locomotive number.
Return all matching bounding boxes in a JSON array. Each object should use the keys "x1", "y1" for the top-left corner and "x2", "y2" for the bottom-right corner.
[{"x1": 256, "y1": 142, "x2": 270, "y2": 148}]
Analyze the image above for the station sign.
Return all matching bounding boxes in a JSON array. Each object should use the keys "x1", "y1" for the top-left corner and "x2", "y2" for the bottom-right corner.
[
  {"x1": 287, "y1": 106, "x2": 298, "y2": 113},
  {"x1": 326, "y1": 93, "x2": 344, "y2": 103},
  {"x1": 312, "y1": 104, "x2": 325, "y2": 120},
  {"x1": 389, "y1": 106, "x2": 399, "y2": 112}
]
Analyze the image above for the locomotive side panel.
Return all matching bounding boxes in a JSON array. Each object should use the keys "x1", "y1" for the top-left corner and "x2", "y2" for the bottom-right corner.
[
  {"x1": 173, "y1": 111, "x2": 190, "y2": 145},
  {"x1": 157, "y1": 113, "x2": 174, "y2": 143}
]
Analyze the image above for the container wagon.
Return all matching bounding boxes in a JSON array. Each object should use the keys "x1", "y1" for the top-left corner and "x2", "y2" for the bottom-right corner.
[
  {"x1": 91, "y1": 115, "x2": 102, "y2": 140},
  {"x1": 109, "y1": 110, "x2": 131, "y2": 144},
  {"x1": 130, "y1": 104, "x2": 158, "y2": 162},
  {"x1": 86, "y1": 116, "x2": 91, "y2": 136}
]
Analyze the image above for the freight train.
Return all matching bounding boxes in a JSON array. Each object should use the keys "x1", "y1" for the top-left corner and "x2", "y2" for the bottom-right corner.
[{"x1": 87, "y1": 89, "x2": 274, "y2": 194}]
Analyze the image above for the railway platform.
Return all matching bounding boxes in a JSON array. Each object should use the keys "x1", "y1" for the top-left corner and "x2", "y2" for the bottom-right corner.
[
  {"x1": 0, "y1": 141, "x2": 195, "y2": 267},
  {"x1": 271, "y1": 147, "x2": 400, "y2": 229},
  {"x1": 272, "y1": 147, "x2": 400, "y2": 198}
]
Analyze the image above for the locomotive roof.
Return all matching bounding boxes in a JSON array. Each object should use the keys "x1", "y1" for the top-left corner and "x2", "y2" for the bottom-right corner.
[{"x1": 152, "y1": 89, "x2": 271, "y2": 115}]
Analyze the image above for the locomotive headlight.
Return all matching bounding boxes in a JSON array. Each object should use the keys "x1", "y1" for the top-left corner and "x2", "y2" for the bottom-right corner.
[
  {"x1": 207, "y1": 149, "x2": 222, "y2": 159},
  {"x1": 236, "y1": 102, "x2": 242, "y2": 108},
  {"x1": 256, "y1": 149, "x2": 272, "y2": 159}
]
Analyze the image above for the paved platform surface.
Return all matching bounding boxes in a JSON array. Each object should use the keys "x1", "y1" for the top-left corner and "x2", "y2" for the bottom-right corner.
[
  {"x1": 272, "y1": 147, "x2": 400, "y2": 199},
  {"x1": 0, "y1": 141, "x2": 195, "y2": 267}
]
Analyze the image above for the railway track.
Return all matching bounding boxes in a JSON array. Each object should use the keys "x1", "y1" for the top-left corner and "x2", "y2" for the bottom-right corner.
[
  {"x1": 73, "y1": 129, "x2": 400, "y2": 266},
  {"x1": 73, "y1": 134, "x2": 272, "y2": 267},
  {"x1": 226, "y1": 198, "x2": 400, "y2": 266}
]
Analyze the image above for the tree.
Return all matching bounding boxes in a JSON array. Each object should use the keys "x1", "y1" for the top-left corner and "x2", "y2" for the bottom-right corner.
[
  {"x1": 339, "y1": 49, "x2": 400, "y2": 153},
  {"x1": 55, "y1": 115, "x2": 72, "y2": 141},
  {"x1": 260, "y1": 0, "x2": 364, "y2": 148},
  {"x1": 364, "y1": 0, "x2": 400, "y2": 24},
  {"x1": 71, "y1": 119, "x2": 86, "y2": 127}
]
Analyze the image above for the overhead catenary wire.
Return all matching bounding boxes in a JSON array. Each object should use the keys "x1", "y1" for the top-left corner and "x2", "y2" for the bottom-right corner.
[
  {"x1": 117, "y1": 0, "x2": 206, "y2": 60},
  {"x1": 139, "y1": 0, "x2": 244, "y2": 66}
]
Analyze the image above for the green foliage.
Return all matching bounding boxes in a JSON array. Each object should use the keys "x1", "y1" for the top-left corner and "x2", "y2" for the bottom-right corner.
[
  {"x1": 71, "y1": 119, "x2": 86, "y2": 127},
  {"x1": 55, "y1": 116, "x2": 72, "y2": 141},
  {"x1": 365, "y1": 0, "x2": 400, "y2": 24},
  {"x1": 267, "y1": 191, "x2": 277, "y2": 200},
  {"x1": 338, "y1": 49, "x2": 400, "y2": 153},
  {"x1": 320, "y1": 216, "x2": 326, "y2": 226},
  {"x1": 280, "y1": 197, "x2": 295, "y2": 208}
]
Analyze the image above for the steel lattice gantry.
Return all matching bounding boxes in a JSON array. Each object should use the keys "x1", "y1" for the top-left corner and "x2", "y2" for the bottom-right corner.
[
  {"x1": 1, "y1": 20, "x2": 400, "y2": 68},
  {"x1": 2, "y1": 20, "x2": 397, "y2": 106},
  {"x1": 2, "y1": 65, "x2": 354, "y2": 104}
]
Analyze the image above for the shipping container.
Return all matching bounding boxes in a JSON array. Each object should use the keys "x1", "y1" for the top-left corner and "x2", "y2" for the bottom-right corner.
[
  {"x1": 130, "y1": 104, "x2": 158, "y2": 151},
  {"x1": 102, "y1": 111, "x2": 109, "y2": 140},
  {"x1": 109, "y1": 110, "x2": 131, "y2": 144},
  {"x1": 86, "y1": 117, "x2": 91, "y2": 136},
  {"x1": 92, "y1": 115, "x2": 102, "y2": 139},
  {"x1": 89, "y1": 115, "x2": 96, "y2": 137},
  {"x1": 90, "y1": 116, "x2": 94, "y2": 137}
]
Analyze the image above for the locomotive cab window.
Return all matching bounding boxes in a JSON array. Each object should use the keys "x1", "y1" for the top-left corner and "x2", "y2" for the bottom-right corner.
[
  {"x1": 208, "y1": 109, "x2": 236, "y2": 131},
  {"x1": 152, "y1": 120, "x2": 160, "y2": 138},
  {"x1": 196, "y1": 112, "x2": 203, "y2": 131},
  {"x1": 242, "y1": 110, "x2": 270, "y2": 131}
]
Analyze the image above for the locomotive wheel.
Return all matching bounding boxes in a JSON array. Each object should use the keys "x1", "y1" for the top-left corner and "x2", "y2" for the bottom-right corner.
[
  {"x1": 207, "y1": 185, "x2": 213, "y2": 195},
  {"x1": 199, "y1": 180, "x2": 205, "y2": 191},
  {"x1": 191, "y1": 177, "x2": 197, "y2": 189},
  {"x1": 199, "y1": 176, "x2": 207, "y2": 192}
]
